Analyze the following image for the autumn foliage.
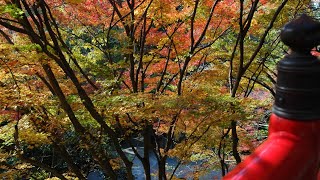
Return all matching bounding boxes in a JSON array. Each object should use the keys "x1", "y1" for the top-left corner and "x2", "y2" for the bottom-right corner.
[{"x1": 0, "y1": 0, "x2": 313, "y2": 179}]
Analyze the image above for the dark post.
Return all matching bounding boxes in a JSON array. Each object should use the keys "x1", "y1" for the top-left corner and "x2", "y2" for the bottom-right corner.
[
  {"x1": 224, "y1": 14, "x2": 320, "y2": 180},
  {"x1": 274, "y1": 14, "x2": 320, "y2": 120}
]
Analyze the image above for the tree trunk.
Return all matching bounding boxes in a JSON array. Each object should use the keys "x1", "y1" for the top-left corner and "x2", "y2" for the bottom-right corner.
[
  {"x1": 143, "y1": 125, "x2": 152, "y2": 180},
  {"x1": 231, "y1": 120, "x2": 241, "y2": 164}
]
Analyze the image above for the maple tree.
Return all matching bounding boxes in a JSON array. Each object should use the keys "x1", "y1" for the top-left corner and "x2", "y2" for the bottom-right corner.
[
  {"x1": 0, "y1": 0, "x2": 313, "y2": 179},
  {"x1": 212, "y1": 0, "x2": 312, "y2": 165}
]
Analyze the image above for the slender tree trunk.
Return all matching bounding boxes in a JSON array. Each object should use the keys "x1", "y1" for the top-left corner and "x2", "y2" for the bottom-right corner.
[
  {"x1": 231, "y1": 120, "x2": 241, "y2": 164},
  {"x1": 158, "y1": 156, "x2": 168, "y2": 180},
  {"x1": 42, "y1": 64, "x2": 118, "y2": 179},
  {"x1": 143, "y1": 125, "x2": 152, "y2": 180}
]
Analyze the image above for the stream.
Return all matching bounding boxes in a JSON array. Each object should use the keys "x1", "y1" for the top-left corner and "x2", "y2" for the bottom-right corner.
[{"x1": 88, "y1": 146, "x2": 222, "y2": 180}]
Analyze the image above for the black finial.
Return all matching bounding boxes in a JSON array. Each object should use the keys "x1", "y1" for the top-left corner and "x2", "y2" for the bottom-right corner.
[
  {"x1": 280, "y1": 14, "x2": 320, "y2": 54},
  {"x1": 274, "y1": 14, "x2": 320, "y2": 120}
]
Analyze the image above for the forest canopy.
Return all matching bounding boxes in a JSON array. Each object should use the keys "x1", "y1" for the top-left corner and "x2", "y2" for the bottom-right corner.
[{"x1": 0, "y1": 0, "x2": 315, "y2": 179}]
